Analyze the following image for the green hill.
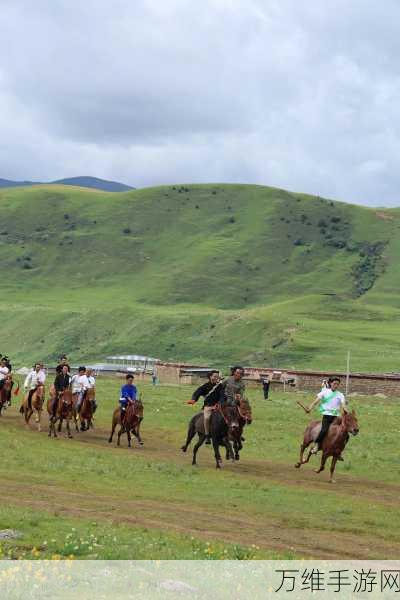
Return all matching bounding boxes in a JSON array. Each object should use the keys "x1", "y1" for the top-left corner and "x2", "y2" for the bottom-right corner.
[{"x1": 1, "y1": 183, "x2": 399, "y2": 372}]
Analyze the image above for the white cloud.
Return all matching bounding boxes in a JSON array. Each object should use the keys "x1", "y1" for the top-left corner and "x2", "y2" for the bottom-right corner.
[{"x1": 1, "y1": 0, "x2": 400, "y2": 205}]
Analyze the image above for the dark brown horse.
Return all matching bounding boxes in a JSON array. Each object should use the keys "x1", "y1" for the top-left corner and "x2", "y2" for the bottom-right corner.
[
  {"x1": 20, "y1": 385, "x2": 45, "y2": 431},
  {"x1": 47, "y1": 389, "x2": 74, "y2": 439},
  {"x1": 79, "y1": 388, "x2": 95, "y2": 431},
  {"x1": 295, "y1": 409, "x2": 359, "y2": 483},
  {"x1": 181, "y1": 404, "x2": 240, "y2": 469},
  {"x1": 229, "y1": 396, "x2": 253, "y2": 460},
  {"x1": 108, "y1": 399, "x2": 144, "y2": 448},
  {"x1": 0, "y1": 376, "x2": 14, "y2": 416}
]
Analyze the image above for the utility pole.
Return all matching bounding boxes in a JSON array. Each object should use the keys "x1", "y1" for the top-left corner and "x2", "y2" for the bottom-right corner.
[{"x1": 345, "y1": 351, "x2": 350, "y2": 395}]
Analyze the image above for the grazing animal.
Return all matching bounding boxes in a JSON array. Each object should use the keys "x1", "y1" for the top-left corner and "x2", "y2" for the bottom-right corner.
[
  {"x1": 295, "y1": 409, "x2": 359, "y2": 482},
  {"x1": 181, "y1": 404, "x2": 240, "y2": 469},
  {"x1": 20, "y1": 385, "x2": 45, "y2": 431},
  {"x1": 108, "y1": 398, "x2": 144, "y2": 447},
  {"x1": 47, "y1": 389, "x2": 74, "y2": 439}
]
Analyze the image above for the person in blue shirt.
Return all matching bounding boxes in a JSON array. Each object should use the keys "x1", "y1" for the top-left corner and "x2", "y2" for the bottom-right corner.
[{"x1": 119, "y1": 374, "x2": 137, "y2": 419}]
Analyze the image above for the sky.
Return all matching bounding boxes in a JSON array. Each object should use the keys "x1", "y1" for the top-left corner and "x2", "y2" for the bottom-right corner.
[{"x1": 1, "y1": 0, "x2": 400, "y2": 206}]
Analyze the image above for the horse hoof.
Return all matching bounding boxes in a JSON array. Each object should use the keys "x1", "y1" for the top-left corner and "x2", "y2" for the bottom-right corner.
[
  {"x1": 139, "y1": 441, "x2": 144, "y2": 446},
  {"x1": 329, "y1": 479, "x2": 336, "y2": 484},
  {"x1": 294, "y1": 463, "x2": 301, "y2": 469},
  {"x1": 181, "y1": 446, "x2": 187, "y2": 453}
]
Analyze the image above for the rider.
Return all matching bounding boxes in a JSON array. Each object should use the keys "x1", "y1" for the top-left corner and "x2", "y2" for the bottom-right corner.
[
  {"x1": 307, "y1": 377, "x2": 347, "y2": 455},
  {"x1": 119, "y1": 374, "x2": 137, "y2": 421},
  {"x1": 220, "y1": 366, "x2": 246, "y2": 406},
  {"x1": 0, "y1": 358, "x2": 9, "y2": 391},
  {"x1": 56, "y1": 354, "x2": 71, "y2": 374},
  {"x1": 86, "y1": 368, "x2": 97, "y2": 413},
  {"x1": 52, "y1": 364, "x2": 71, "y2": 417},
  {"x1": 187, "y1": 370, "x2": 221, "y2": 444},
  {"x1": 24, "y1": 363, "x2": 46, "y2": 409},
  {"x1": 71, "y1": 366, "x2": 90, "y2": 414}
]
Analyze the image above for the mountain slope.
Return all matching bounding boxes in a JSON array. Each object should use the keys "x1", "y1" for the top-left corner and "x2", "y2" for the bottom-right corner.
[
  {"x1": 0, "y1": 183, "x2": 398, "y2": 371},
  {"x1": 0, "y1": 176, "x2": 134, "y2": 192}
]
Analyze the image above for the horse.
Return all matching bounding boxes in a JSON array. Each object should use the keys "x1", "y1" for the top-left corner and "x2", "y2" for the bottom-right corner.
[
  {"x1": 294, "y1": 409, "x2": 359, "y2": 483},
  {"x1": 19, "y1": 385, "x2": 45, "y2": 431},
  {"x1": 181, "y1": 404, "x2": 240, "y2": 469},
  {"x1": 108, "y1": 398, "x2": 144, "y2": 448},
  {"x1": 79, "y1": 388, "x2": 95, "y2": 431},
  {"x1": 229, "y1": 396, "x2": 253, "y2": 461},
  {"x1": 0, "y1": 376, "x2": 15, "y2": 416},
  {"x1": 47, "y1": 389, "x2": 74, "y2": 439}
]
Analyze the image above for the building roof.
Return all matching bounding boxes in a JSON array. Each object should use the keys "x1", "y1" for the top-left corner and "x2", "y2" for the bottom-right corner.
[{"x1": 106, "y1": 355, "x2": 158, "y2": 362}]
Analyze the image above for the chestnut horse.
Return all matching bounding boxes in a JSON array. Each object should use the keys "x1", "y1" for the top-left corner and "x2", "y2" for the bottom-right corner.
[
  {"x1": 79, "y1": 388, "x2": 95, "y2": 431},
  {"x1": 20, "y1": 385, "x2": 45, "y2": 431},
  {"x1": 108, "y1": 399, "x2": 144, "y2": 448},
  {"x1": 47, "y1": 389, "x2": 74, "y2": 439},
  {"x1": 0, "y1": 376, "x2": 14, "y2": 416},
  {"x1": 295, "y1": 409, "x2": 359, "y2": 482}
]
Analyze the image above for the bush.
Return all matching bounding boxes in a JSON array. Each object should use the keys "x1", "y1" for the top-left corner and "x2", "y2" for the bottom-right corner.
[
  {"x1": 123, "y1": 228, "x2": 132, "y2": 234},
  {"x1": 293, "y1": 239, "x2": 303, "y2": 246},
  {"x1": 64, "y1": 214, "x2": 69, "y2": 220},
  {"x1": 22, "y1": 263, "x2": 32, "y2": 270},
  {"x1": 229, "y1": 216, "x2": 236, "y2": 223},
  {"x1": 318, "y1": 219, "x2": 327, "y2": 228}
]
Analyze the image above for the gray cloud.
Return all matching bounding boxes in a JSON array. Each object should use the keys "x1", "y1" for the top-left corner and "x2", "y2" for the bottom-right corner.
[{"x1": 1, "y1": 0, "x2": 400, "y2": 205}]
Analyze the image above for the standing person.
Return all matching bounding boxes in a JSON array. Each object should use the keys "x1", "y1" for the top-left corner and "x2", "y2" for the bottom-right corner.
[
  {"x1": 151, "y1": 367, "x2": 158, "y2": 386},
  {"x1": 187, "y1": 370, "x2": 221, "y2": 444},
  {"x1": 51, "y1": 365, "x2": 71, "y2": 417},
  {"x1": 307, "y1": 377, "x2": 347, "y2": 456},
  {"x1": 220, "y1": 366, "x2": 246, "y2": 406},
  {"x1": 119, "y1": 374, "x2": 137, "y2": 421},
  {"x1": 24, "y1": 363, "x2": 46, "y2": 409},
  {"x1": 56, "y1": 355, "x2": 71, "y2": 374},
  {"x1": 261, "y1": 375, "x2": 271, "y2": 400},
  {"x1": 71, "y1": 367, "x2": 90, "y2": 414}
]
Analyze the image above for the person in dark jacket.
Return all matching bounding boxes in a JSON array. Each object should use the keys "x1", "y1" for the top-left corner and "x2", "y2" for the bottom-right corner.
[
  {"x1": 56, "y1": 355, "x2": 71, "y2": 374},
  {"x1": 51, "y1": 365, "x2": 71, "y2": 417},
  {"x1": 261, "y1": 375, "x2": 271, "y2": 400},
  {"x1": 187, "y1": 370, "x2": 221, "y2": 444}
]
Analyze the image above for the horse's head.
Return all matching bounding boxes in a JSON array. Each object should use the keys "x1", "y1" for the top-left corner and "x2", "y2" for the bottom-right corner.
[
  {"x1": 134, "y1": 399, "x2": 144, "y2": 419},
  {"x1": 36, "y1": 385, "x2": 45, "y2": 400},
  {"x1": 223, "y1": 405, "x2": 240, "y2": 433},
  {"x1": 343, "y1": 409, "x2": 359, "y2": 436},
  {"x1": 238, "y1": 396, "x2": 252, "y2": 425},
  {"x1": 62, "y1": 389, "x2": 73, "y2": 405}
]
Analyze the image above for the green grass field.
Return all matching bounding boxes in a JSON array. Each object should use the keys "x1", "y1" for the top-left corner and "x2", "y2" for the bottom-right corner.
[
  {"x1": 1, "y1": 378, "x2": 399, "y2": 560},
  {"x1": 2, "y1": 183, "x2": 400, "y2": 371}
]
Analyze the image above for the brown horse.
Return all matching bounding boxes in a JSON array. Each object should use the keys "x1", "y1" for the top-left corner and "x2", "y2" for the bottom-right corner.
[
  {"x1": 79, "y1": 388, "x2": 95, "y2": 431},
  {"x1": 230, "y1": 396, "x2": 253, "y2": 460},
  {"x1": 0, "y1": 376, "x2": 14, "y2": 416},
  {"x1": 181, "y1": 404, "x2": 239, "y2": 469},
  {"x1": 20, "y1": 385, "x2": 45, "y2": 431},
  {"x1": 108, "y1": 399, "x2": 144, "y2": 448},
  {"x1": 295, "y1": 409, "x2": 359, "y2": 482},
  {"x1": 47, "y1": 389, "x2": 74, "y2": 439}
]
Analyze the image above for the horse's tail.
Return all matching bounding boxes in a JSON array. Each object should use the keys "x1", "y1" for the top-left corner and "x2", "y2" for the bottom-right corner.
[
  {"x1": 19, "y1": 404, "x2": 24, "y2": 414},
  {"x1": 13, "y1": 383, "x2": 20, "y2": 396}
]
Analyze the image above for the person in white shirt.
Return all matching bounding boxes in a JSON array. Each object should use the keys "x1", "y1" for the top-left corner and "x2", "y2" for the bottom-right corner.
[
  {"x1": 71, "y1": 366, "x2": 90, "y2": 413},
  {"x1": 24, "y1": 363, "x2": 46, "y2": 409},
  {"x1": 0, "y1": 359, "x2": 10, "y2": 390},
  {"x1": 307, "y1": 377, "x2": 347, "y2": 457},
  {"x1": 86, "y1": 368, "x2": 97, "y2": 413}
]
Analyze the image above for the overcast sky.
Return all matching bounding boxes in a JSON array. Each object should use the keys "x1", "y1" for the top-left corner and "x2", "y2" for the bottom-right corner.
[{"x1": 1, "y1": 1, "x2": 400, "y2": 206}]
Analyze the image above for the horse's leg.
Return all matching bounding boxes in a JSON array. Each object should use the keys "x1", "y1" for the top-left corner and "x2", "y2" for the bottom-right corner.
[
  {"x1": 181, "y1": 421, "x2": 196, "y2": 453},
  {"x1": 36, "y1": 410, "x2": 42, "y2": 432},
  {"x1": 137, "y1": 419, "x2": 144, "y2": 445},
  {"x1": 314, "y1": 452, "x2": 328, "y2": 474},
  {"x1": 108, "y1": 421, "x2": 116, "y2": 443},
  {"x1": 127, "y1": 428, "x2": 132, "y2": 448},
  {"x1": 117, "y1": 425, "x2": 124, "y2": 446},
  {"x1": 192, "y1": 434, "x2": 205, "y2": 466},
  {"x1": 329, "y1": 457, "x2": 338, "y2": 483},
  {"x1": 25, "y1": 408, "x2": 33, "y2": 428},
  {"x1": 67, "y1": 417, "x2": 73, "y2": 439},
  {"x1": 212, "y1": 437, "x2": 223, "y2": 469},
  {"x1": 295, "y1": 441, "x2": 310, "y2": 468}
]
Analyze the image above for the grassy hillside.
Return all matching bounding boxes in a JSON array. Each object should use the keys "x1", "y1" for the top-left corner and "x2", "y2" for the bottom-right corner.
[{"x1": 0, "y1": 183, "x2": 399, "y2": 371}]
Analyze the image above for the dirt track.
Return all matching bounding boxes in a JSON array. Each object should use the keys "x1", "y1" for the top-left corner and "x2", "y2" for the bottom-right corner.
[{"x1": 2, "y1": 412, "x2": 400, "y2": 559}]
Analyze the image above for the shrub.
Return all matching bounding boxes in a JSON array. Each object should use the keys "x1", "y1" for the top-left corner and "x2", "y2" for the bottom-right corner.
[
  {"x1": 293, "y1": 239, "x2": 303, "y2": 246},
  {"x1": 123, "y1": 228, "x2": 132, "y2": 234}
]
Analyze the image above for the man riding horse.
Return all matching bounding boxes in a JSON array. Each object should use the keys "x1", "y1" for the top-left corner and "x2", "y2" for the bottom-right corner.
[
  {"x1": 24, "y1": 363, "x2": 46, "y2": 409},
  {"x1": 187, "y1": 370, "x2": 221, "y2": 444},
  {"x1": 51, "y1": 365, "x2": 71, "y2": 418},
  {"x1": 119, "y1": 374, "x2": 137, "y2": 423}
]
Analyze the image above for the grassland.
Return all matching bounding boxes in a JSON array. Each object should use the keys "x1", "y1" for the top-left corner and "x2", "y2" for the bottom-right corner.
[
  {"x1": 0, "y1": 378, "x2": 399, "y2": 560},
  {"x1": 1, "y1": 183, "x2": 400, "y2": 371}
]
